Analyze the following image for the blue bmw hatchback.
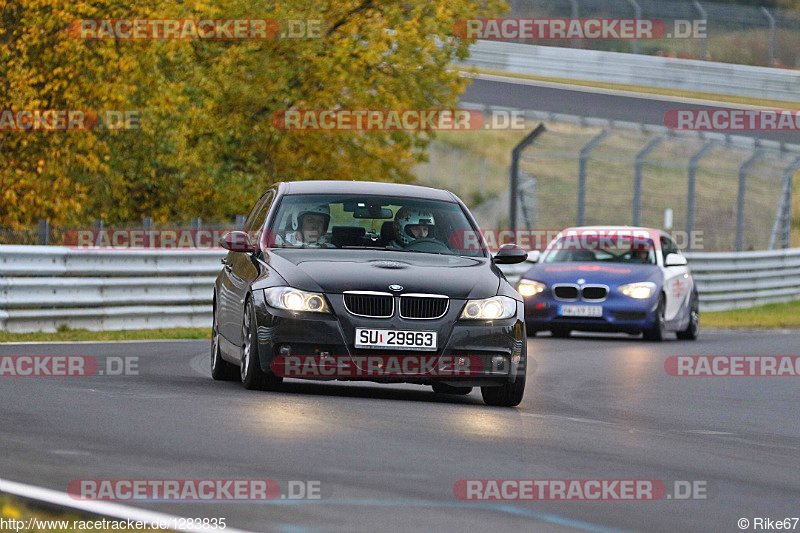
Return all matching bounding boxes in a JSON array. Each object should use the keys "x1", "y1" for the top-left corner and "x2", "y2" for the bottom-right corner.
[{"x1": 518, "y1": 226, "x2": 698, "y2": 341}]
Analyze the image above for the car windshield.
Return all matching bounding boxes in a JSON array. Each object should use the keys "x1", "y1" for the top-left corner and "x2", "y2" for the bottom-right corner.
[
  {"x1": 543, "y1": 237, "x2": 657, "y2": 264},
  {"x1": 265, "y1": 194, "x2": 485, "y2": 257}
]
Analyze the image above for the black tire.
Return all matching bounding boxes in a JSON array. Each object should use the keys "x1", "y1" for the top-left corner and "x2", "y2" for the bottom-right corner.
[
  {"x1": 642, "y1": 294, "x2": 666, "y2": 342},
  {"x1": 550, "y1": 328, "x2": 571, "y2": 338},
  {"x1": 481, "y1": 374, "x2": 526, "y2": 407},
  {"x1": 432, "y1": 383, "x2": 473, "y2": 395},
  {"x1": 676, "y1": 292, "x2": 699, "y2": 340},
  {"x1": 240, "y1": 297, "x2": 282, "y2": 391},
  {"x1": 211, "y1": 303, "x2": 238, "y2": 381}
]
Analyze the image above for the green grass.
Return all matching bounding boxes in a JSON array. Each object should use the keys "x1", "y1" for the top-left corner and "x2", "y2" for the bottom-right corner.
[
  {"x1": 0, "y1": 327, "x2": 210, "y2": 343},
  {"x1": 701, "y1": 299, "x2": 800, "y2": 329},
  {"x1": 0, "y1": 493, "x2": 171, "y2": 532}
]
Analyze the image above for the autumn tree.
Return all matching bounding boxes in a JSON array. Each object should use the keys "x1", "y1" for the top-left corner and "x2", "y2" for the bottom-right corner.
[{"x1": 0, "y1": 0, "x2": 505, "y2": 227}]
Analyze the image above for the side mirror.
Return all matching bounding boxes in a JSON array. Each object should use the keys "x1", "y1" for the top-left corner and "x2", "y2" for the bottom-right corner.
[
  {"x1": 220, "y1": 231, "x2": 256, "y2": 252},
  {"x1": 493, "y1": 243, "x2": 527, "y2": 264},
  {"x1": 664, "y1": 253, "x2": 687, "y2": 267},
  {"x1": 526, "y1": 250, "x2": 541, "y2": 263}
]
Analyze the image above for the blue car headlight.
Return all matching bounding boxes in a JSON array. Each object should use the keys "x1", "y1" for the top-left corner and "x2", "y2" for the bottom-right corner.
[
  {"x1": 518, "y1": 279, "x2": 545, "y2": 297},
  {"x1": 265, "y1": 287, "x2": 330, "y2": 313},
  {"x1": 460, "y1": 296, "x2": 517, "y2": 320},
  {"x1": 619, "y1": 282, "x2": 656, "y2": 299}
]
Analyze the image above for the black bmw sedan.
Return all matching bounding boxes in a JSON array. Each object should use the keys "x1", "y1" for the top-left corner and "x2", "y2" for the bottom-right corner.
[{"x1": 212, "y1": 180, "x2": 528, "y2": 406}]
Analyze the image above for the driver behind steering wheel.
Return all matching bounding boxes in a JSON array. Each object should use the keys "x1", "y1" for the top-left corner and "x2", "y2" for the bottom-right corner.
[{"x1": 388, "y1": 207, "x2": 436, "y2": 248}]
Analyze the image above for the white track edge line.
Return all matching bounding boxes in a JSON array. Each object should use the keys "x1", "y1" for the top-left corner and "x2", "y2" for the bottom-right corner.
[{"x1": 0, "y1": 477, "x2": 252, "y2": 533}]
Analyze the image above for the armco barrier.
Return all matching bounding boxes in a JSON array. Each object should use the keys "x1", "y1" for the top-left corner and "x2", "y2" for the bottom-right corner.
[
  {"x1": 460, "y1": 41, "x2": 800, "y2": 102},
  {"x1": 500, "y1": 247, "x2": 800, "y2": 313},
  {"x1": 0, "y1": 245, "x2": 224, "y2": 333},
  {"x1": 1, "y1": 245, "x2": 799, "y2": 332}
]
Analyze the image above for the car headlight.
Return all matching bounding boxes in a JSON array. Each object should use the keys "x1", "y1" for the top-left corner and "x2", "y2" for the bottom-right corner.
[
  {"x1": 518, "y1": 279, "x2": 545, "y2": 297},
  {"x1": 265, "y1": 287, "x2": 330, "y2": 313},
  {"x1": 619, "y1": 282, "x2": 656, "y2": 299},
  {"x1": 460, "y1": 296, "x2": 517, "y2": 320}
]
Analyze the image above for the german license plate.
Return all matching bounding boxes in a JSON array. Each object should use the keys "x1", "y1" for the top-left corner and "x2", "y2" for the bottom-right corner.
[
  {"x1": 355, "y1": 329, "x2": 437, "y2": 351},
  {"x1": 559, "y1": 305, "x2": 603, "y2": 317}
]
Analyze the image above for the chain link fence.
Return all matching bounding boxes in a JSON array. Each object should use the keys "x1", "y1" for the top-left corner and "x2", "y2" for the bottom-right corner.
[
  {"x1": 504, "y1": 121, "x2": 798, "y2": 252},
  {"x1": 506, "y1": 0, "x2": 800, "y2": 67}
]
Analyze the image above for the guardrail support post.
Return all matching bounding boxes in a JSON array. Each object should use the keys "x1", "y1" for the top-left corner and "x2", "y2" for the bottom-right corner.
[
  {"x1": 686, "y1": 141, "x2": 715, "y2": 251},
  {"x1": 509, "y1": 123, "x2": 546, "y2": 231},
  {"x1": 760, "y1": 7, "x2": 776, "y2": 67},
  {"x1": 736, "y1": 149, "x2": 763, "y2": 252},
  {"x1": 37, "y1": 219, "x2": 49, "y2": 246},
  {"x1": 235, "y1": 215, "x2": 247, "y2": 229},
  {"x1": 191, "y1": 217, "x2": 202, "y2": 231},
  {"x1": 692, "y1": 0, "x2": 708, "y2": 60},
  {"x1": 92, "y1": 218, "x2": 104, "y2": 231},
  {"x1": 142, "y1": 216, "x2": 153, "y2": 249},
  {"x1": 577, "y1": 130, "x2": 611, "y2": 226},
  {"x1": 633, "y1": 136, "x2": 664, "y2": 225}
]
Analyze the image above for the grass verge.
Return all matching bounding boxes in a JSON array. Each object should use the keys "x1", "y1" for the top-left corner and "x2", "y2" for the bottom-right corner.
[
  {"x1": 0, "y1": 493, "x2": 172, "y2": 532},
  {"x1": 0, "y1": 327, "x2": 210, "y2": 343},
  {"x1": 701, "y1": 300, "x2": 800, "y2": 329}
]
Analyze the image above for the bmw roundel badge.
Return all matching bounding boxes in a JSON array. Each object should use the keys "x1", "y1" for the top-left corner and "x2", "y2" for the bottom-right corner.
[{"x1": 389, "y1": 284, "x2": 403, "y2": 291}]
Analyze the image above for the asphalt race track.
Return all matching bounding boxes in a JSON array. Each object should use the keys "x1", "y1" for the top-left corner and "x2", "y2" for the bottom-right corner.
[
  {"x1": 461, "y1": 77, "x2": 798, "y2": 145},
  {"x1": 1, "y1": 331, "x2": 799, "y2": 532}
]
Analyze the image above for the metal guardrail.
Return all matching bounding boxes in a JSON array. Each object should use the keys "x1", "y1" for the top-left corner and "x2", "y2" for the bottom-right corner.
[
  {"x1": 0, "y1": 246, "x2": 224, "y2": 332},
  {"x1": 498, "y1": 248, "x2": 800, "y2": 312},
  {"x1": 1, "y1": 245, "x2": 799, "y2": 332},
  {"x1": 460, "y1": 41, "x2": 800, "y2": 102}
]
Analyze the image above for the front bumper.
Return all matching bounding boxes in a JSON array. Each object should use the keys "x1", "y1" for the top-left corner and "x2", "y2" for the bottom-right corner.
[
  {"x1": 523, "y1": 291, "x2": 658, "y2": 334},
  {"x1": 252, "y1": 289, "x2": 526, "y2": 387}
]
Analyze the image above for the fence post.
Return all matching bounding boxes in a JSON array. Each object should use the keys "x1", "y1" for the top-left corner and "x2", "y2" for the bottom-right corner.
[
  {"x1": 568, "y1": 0, "x2": 580, "y2": 49},
  {"x1": 633, "y1": 136, "x2": 664, "y2": 225},
  {"x1": 760, "y1": 7, "x2": 776, "y2": 67},
  {"x1": 736, "y1": 149, "x2": 763, "y2": 252},
  {"x1": 92, "y1": 218, "x2": 104, "y2": 231},
  {"x1": 577, "y1": 130, "x2": 611, "y2": 226},
  {"x1": 37, "y1": 219, "x2": 49, "y2": 246},
  {"x1": 685, "y1": 141, "x2": 715, "y2": 251},
  {"x1": 692, "y1": 0, "x2": 708, "y2": 60},
  {"x1": 772, "y1": 156, "x2": 800, "y2": 249},
  {"x1": 509, "y1": 124, "x2": 547, "y2": 231},
  {"x1": 624, "y1": 0, "x2": 642, "y2": 54},
  {"x1": 191, "y1": 217, "x2": 202, "y2": 231},
  {"x1": 235, "y1": 215, "x2": 247, "y2": 230}
]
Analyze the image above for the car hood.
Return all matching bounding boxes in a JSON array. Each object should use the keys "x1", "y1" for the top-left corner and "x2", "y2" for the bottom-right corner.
[
  {"x1": 522, "y1": 262, "x2": 662, "y2": 287},
  {"x1": 266, "y1": 249, "x2": 500, "y2": 299}
]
